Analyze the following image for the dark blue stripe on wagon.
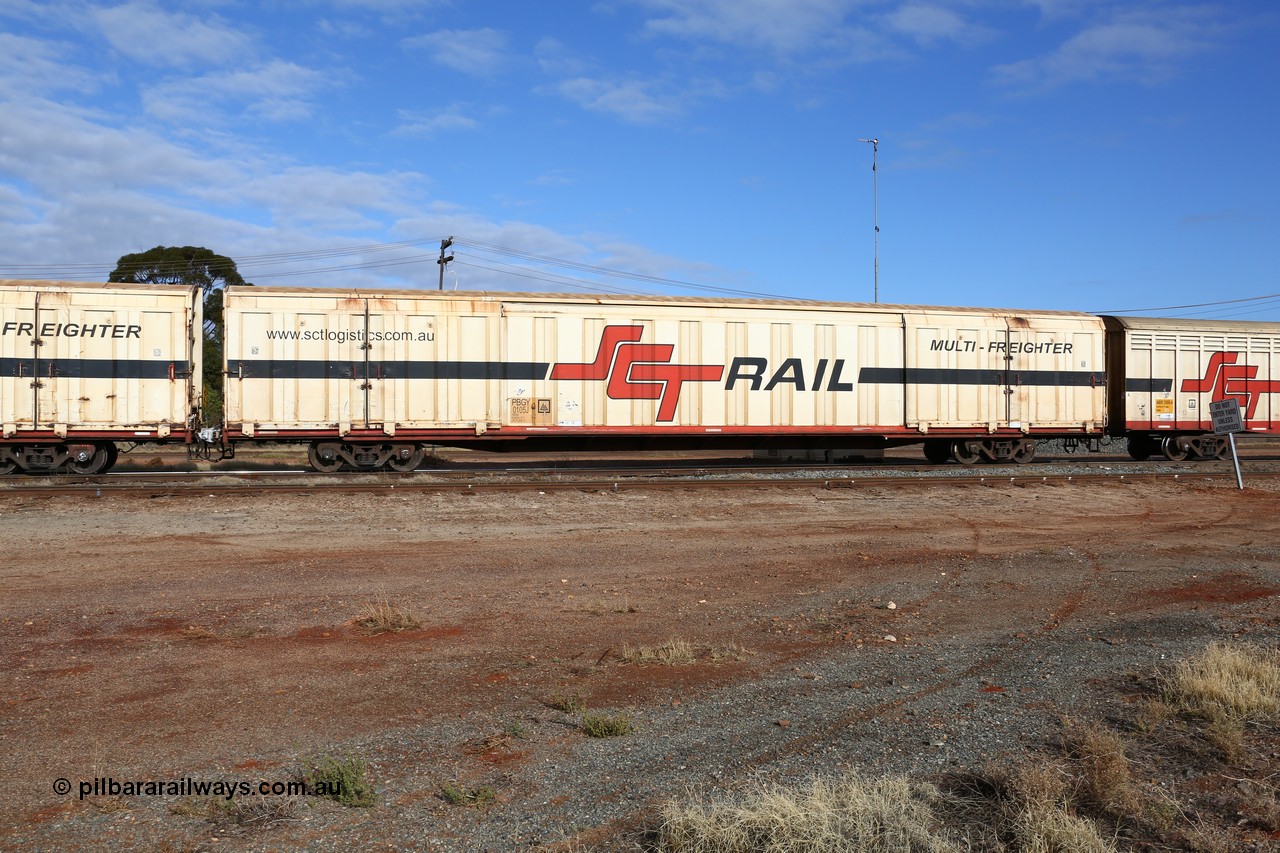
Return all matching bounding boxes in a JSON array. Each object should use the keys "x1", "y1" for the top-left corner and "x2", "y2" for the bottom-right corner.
[
  {"x1": 1125, "y1": 378, "x2": 1174, "y2": 393},
  {"x1": 227, "y1": 359, "x2": 551, "y2": 381},
  {"x1": 858, "y1": 368, "x2": 1105, "y2": 386},
  {"x1": 1, "y1": 358, "x2": 190, "y2": 379}
]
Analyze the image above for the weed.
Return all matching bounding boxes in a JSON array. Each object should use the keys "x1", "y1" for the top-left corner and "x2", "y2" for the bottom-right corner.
[
  {"x1": 548, "y1": 690, "x2": 587, "y2": 715},
  {"x1": 1132, "y1": 696, "x2": 1174, "y2": 734},
  {"x1": 1009, "y1": 800, "x2": 1117, "y2": 853},
  {"x1": 582, "y1": 710, "x2": 635, "y2": 738},
  {"x1": 87, "y1": 796, "x2": 130, "y2": 814},
  {"x1": 1165, "y1": 641, "x2": 1280, "y2": 722},
  {"x1": 658, "y1": 774, "x2": 957, "y2": 853},
  {"x1": 1061, "y1": 719, "x2": 1137, "y2": 814},
  {"x1": 168, "y1": 797, "x2": 212, "y2": 818},
  {"x1": 303, "y1": 754, "x2": 376, "y2": 807},
  {"x1": 1202, "y1": 714, "x2": 1247, "y2": 763},
  {"x1": 440, "y1": 782, "x2": 497, "y2": 808},
  {"x1": 355, "y1": 598, "x2": 421, "y2": 634},
  {"x1": 620, "y1": 639, "x2": 696, "y2": 665},
  {"x1": 179, "y1": 626, "x2": 217, "y2": 641},
  {"x1": 169, "y1": 795, "x2": 301, "y2": 827},
  {"x1": 709, "y1": 643, "x2": 755, "y2": 662}
]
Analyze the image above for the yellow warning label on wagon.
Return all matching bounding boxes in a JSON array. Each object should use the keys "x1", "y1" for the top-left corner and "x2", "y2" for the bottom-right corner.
[{"x1": 1155, "y1": 398, "x2": 1174, "y2": 414}]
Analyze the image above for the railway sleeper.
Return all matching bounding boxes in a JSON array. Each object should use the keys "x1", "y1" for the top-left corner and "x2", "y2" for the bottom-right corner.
[{"x1": 307, "y1": 440, "x2": 424, "y2": 472}]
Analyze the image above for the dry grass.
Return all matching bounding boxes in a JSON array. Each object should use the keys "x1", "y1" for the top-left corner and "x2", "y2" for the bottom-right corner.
[
  {"x1": 440, "y1": 782, "x2": 497, "y2": 808},
  {"x1": 1061, "y1": 719, "x2": 1137, "y2": 814},
  {"x1": 582, "y1": 710, "x2": 635, "y2": 738},
  {"x1": 354, "y1": 598, "x2": 421, "y2": 635},
  {"x1": 1165, "y1": 641, "x2": 1280, "y2": 722},
  {"x1": 709, "y1": 643, "x2": 755, "y2": 662},
  {"x1": 620, "y1": 639, "x2": 697, "y2": 665},
  {"x1": 169, "y1": 795, "x2": 301, "y2": 827},
  {"x1": 658, "y1": 775, "x2": 957, "y2": 853},
  {"x1": 964, "y1": 760, "x2": 1118, "y2": 853},
  {"x1": 1009, "y1": 802, "x2": 1118, "y2": 853},
  {"x1": 547, "y1": 690, "x2": 587, "y2": 715}
]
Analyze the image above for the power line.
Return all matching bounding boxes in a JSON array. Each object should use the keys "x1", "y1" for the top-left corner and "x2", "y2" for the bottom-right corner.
[{"x1": 1097, "y1": 291, "x2": 1280, "y2": 314}]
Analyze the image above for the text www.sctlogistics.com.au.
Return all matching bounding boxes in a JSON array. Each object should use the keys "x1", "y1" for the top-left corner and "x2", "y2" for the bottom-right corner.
[{"x1": 53, "y1": 776, "x2": 343, "y2": 801}]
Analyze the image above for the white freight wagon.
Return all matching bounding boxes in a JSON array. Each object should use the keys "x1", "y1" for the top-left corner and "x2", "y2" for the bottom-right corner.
[
  {"x1": 224, "y1": 288, "x2": 1106, "y2": 470},
  {"x1": 1104, "y1": 315, "x2": 1280, "y2": 461},
  {"x1": 0, "y1": 280, "x2": 203, "y2": 473}
]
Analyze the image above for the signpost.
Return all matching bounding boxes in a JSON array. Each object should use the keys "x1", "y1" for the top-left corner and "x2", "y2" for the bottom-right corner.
[{"x1": 1209, "y1": 398, "x2": 1245, "y2": 490}]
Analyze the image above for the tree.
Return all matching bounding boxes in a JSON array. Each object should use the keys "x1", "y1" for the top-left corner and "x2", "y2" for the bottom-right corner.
[{"x1": 109, "y1": 246, "x2": 247, "y2": 423}]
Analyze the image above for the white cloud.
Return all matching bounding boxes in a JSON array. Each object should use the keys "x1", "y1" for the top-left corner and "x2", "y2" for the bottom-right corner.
[
  {"x1": 635, "y1": 0, "x2": 857, "y2": 54},
  {"x1": 553, "y1": 76, "x2": 684, "y2": 123},
  {"x1": 402, "y1": 27, "x2": 510, "y2": 76},
  {"x1": 529, "y1": 169, "x2": 577, "y2": 187},
  {"x1": 882, "y1": 3, "x2": 993, "y2": 47},
  {"x1": 93, "y1": 0, "x2": 255, "y2": 69},
  {"x1": 0, "y1": 32, "x2": 103, "y2": 98},
  {"x1": 237, "y1": 166, "x2": 423, "y2": 231},
  {"x1": 142, "y1": 61, "x2": 334, "y2": 125},
  {"x1": 534, "y1": 36, "x2": 588, "y2": 76},
  {"x1": 994, "y1": 6, "x2": 1225, "y2": 88},
  {"x1": 393, "y1": 104, "x2": 483, "y2": 137}
]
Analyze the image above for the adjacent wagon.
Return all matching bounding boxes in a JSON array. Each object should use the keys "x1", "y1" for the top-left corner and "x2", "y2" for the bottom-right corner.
[
  {"x1": 0, "y1": 280, "x2": 202, "y2": 473},
  {"x1": 1104, "y1": 315, "x2": 1280, "y2": 460}
]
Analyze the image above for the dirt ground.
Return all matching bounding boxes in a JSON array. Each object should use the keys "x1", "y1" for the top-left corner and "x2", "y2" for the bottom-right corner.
[{"x1": 2, "y1": 474, "x2": 1278, "y2": 851}]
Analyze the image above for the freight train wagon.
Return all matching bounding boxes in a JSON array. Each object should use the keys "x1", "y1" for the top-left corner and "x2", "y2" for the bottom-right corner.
[
  {"x1": 0, "y1": 280, "x2": 203, "y2": 473},
  {"x1": 1105, "y1": 315, "x2": 1280, "y2": 461},
  {"x1": 223, "y1": 288, "x2": 1108, "y2": 470}
]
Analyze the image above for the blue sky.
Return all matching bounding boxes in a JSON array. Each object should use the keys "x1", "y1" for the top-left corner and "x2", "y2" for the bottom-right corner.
[{"x1": 1, "y1": 0, "x2": 1277, "y2": 319}]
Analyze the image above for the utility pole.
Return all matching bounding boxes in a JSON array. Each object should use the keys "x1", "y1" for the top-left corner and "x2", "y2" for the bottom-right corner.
[
  {"x1": 857, "y1": 138, "x2": 879, "y2": 303},
  {"x1": 437, "y1": 236, "x2": 454, "y2": 290}
]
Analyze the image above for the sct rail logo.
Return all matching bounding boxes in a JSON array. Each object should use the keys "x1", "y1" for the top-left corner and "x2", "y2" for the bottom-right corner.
[
  {"x1": 550, "y1": 325, "x2": 724, "y2": 422},
  {"x1": 1180, "y1": 352, "x2": 1280, "y2": 419}
]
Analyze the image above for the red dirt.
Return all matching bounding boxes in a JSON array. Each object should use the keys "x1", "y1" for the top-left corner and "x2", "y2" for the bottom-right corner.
[{"x1": 1, "y1": 476, "x2": 1278, "y2": 849}]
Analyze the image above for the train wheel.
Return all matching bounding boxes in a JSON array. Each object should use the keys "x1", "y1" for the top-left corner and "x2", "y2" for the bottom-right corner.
[
  {"x1": 0, "y1": 455, "x2": 16, "y2": 475},
  {"x1": 1161, "y1": 436, "x2": 1189, "y2": 462},
  {"x1": 68, "y1": 443, "x2": 114, "y2": 475},
  {"x1": 307, "y1": 441, "x2": 345, "y2": 473},
  {"x1": 103, "y1": 443, "x2": 119, "y2": 472},
  {"x1": 1011, "y1": 441, "x2": 1037, "y2": 464},
  {"x1": 923, "y1": 440, "x2": 951, "y2": 464},
  {"x1": 386, "y1": 445, "x2": 424, "y2": 472},
  {"x1": 951, "y1": 441, "x2": 982, "y2": 466}
]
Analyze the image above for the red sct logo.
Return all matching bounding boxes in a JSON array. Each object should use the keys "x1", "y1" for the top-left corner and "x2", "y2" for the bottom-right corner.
[
  {"x1": 1180, "y1": 352, "x2": 1280, "y2": 419},
  {"x1": 550, "y1": 325, "x2": 724, "y2": 422}
]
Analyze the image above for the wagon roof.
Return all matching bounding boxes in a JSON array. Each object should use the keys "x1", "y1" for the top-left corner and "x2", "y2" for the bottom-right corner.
[
  {"x1": 226, "y1": 285, "x2": 1103, "y2": 319},
  {"x1": 0, "y1": 278, "x2": 199, "y2": 293},
  {"x1": 1102, "y1": 315, "x2": 1280, "y2": 334}
]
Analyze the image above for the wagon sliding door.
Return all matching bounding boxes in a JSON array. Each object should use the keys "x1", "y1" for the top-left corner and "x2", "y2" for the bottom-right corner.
[
  {"x1": 228, "y1": 295, "x2": 368, "y2": 432},
  {"x1": 1004, "y1": 317, "x2": 1105, "y2": 430},
  {"x1": 903, "y1": 314, "x2": 1006, "y2": 430},
  {"x1": 1, "y1": 290, "x2": 37, "y2": 429}
]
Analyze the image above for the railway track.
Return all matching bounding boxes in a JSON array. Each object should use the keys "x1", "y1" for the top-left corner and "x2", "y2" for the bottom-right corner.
[{"x1": 1, "y1": 461, "x2": 1272, "y2": 497}]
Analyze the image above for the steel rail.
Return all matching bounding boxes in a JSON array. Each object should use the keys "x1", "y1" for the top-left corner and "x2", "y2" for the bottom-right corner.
[
  {"x1": 16, "y1": 452, "x2": 1280, "y2": 485},
  {"x1": 0, "y1": 469, "x2": 1266, "y2": 499}
]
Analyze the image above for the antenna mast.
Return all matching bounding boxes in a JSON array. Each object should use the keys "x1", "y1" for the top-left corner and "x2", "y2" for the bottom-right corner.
[{"x1": 857, "y1": 138, "x2": 879, "y2": 303}]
